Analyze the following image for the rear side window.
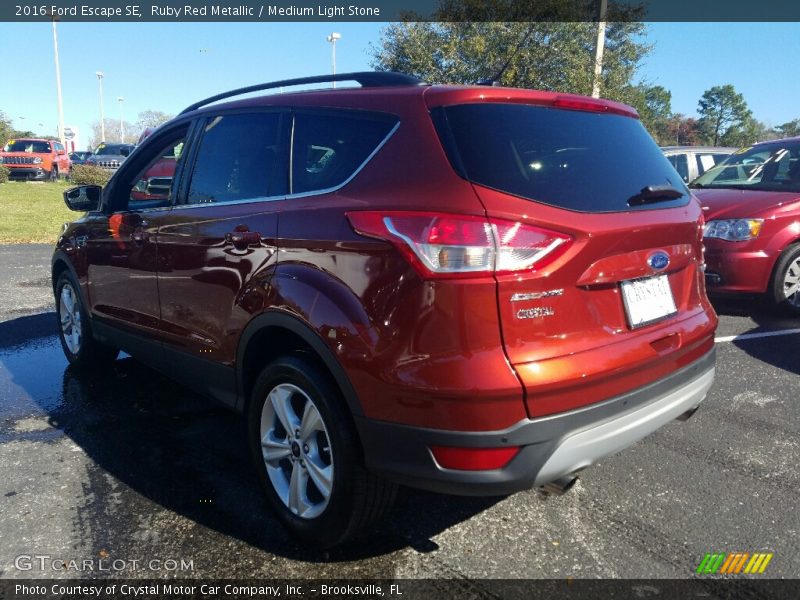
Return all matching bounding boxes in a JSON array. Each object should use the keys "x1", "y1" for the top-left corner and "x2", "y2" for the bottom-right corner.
[
  {"x1": 291, "y1": 112, "x2": 397, "y2": 195},
  {"x1": 435, "y1": 104, "x2": 689, "y2": 213},
  {"x1": 667, "y1": 154, "x2": 690, "y2": 182}
]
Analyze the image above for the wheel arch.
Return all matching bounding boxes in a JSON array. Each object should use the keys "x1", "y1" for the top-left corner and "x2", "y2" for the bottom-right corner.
[{"x1": 236, "y1": 311, "x2": 365, "y2": 422}]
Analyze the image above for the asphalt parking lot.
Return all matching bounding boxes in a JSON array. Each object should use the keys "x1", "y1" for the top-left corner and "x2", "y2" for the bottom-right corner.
[{"x1": 1, "y1": 244, "x2": 798, "y2": 581}]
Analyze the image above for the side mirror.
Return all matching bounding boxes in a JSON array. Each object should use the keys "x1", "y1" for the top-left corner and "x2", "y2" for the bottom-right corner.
[{"x1": 64, "y1": 185, "x2": 102, "y2": 212}]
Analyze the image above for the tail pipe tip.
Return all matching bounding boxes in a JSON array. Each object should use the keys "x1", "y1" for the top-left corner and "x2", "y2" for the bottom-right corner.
[{"x1": 538, "y1": 475, "x2": 579, "y2": 496}]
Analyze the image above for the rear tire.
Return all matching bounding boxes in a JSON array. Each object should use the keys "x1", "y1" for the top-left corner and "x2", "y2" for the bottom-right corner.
[
  {"x1": 769, "y1": 243, "x2": 800, "y2": 316},
  {"x1": 248, "y1": 356, "x2": 396, "y2": 548},
  {"x1": 55, "y1": 271, "x2": 119, "y2": 369}
]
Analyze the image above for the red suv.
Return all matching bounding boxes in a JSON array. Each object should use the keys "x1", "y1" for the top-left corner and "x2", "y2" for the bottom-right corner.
[
  {"x1": 52, "y1": 72, "x2": 717, "y2": 547},
  {"x1": 1, "y1": 138, "x2": 71, "y2": 181},
  {"x1": 691, "y1": 138, "x2": 800, "y2": 314}
]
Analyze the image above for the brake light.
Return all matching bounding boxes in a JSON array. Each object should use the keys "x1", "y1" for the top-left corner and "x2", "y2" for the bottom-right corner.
[
  {"x1": 430, "y1": 445, "x2": 520, "y2": 471},
  {"x1": 552, "y1": 96, "x2": 609, "y2": 113},
  {"x1": 346, "y1": 211, "x2": 572, "y2": 279}
]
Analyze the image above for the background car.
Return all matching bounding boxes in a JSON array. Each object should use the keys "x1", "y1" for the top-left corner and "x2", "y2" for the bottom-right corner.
[
  {"x1": 662, "y1": 146, "x2": 736, "y2": 183},
  {"x1": 0, "y1": 138, "x2": 71, "y2": 181},
  {"x1": 68, "y1": 150, "x2": 93, "y2": 165},
  {"x1": 692, "y1": 138, "x2": 800, "y2": 313},
  {"x1": 85, "y1": 142, "x2": 135, "y2": 173}
]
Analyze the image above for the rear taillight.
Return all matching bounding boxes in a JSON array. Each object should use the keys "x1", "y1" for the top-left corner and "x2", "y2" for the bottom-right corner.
[{"x1": 346, "y1": 211, "x2": 571, "y2": 279}]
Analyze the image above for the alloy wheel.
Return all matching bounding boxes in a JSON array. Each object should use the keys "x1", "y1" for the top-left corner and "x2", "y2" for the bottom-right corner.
[
  {"x1": 59, "y1": 283, "x2": 82, "y2": 355},
  {"x1": 259, "y1": 383, "x2": 334, "y2": 519},
  {"x1": 783, "y1": 256, "x2": 800, "y2": 307}
]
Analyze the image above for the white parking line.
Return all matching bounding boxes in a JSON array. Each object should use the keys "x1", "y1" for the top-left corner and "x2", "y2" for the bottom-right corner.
[{"x1": 715, "y1": 328, "x2": 800, "y2": 343}]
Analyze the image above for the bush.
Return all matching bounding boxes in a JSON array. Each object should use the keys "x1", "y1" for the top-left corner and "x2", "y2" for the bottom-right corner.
[
  {"x1": 0, "y1": 165, "x2": 9, "y2": 184},
  {"x1": 70, "y1": 164, "x2": 111, "y2": 186}
]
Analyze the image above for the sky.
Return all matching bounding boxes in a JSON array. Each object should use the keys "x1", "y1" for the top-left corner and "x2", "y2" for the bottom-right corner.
[{"x1": 0, "y1": 21, "x2": 798, "y2": 150}]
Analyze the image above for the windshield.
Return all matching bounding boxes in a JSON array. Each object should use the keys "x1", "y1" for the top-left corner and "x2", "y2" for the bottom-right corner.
[
  {"x1": 94, "y1": 144, "x2": 133, "y2": 156},
  {"x1": 3, "y1": 140, "x2": 51, "y2": 153},
  {"x1": 691, "y1": 140, "x2": 800, "y2": 193},
  {"x1": 434, "y1": 104, "x2": 689, "y2": 213}
]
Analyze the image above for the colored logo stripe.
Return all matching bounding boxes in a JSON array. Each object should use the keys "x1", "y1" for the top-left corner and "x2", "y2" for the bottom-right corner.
[{"x1": 696, "y1": 552, "x2": 773, "y2": 574}]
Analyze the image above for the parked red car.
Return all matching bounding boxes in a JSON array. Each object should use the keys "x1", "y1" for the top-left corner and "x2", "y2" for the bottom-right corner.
[
  {"x1": 692, "y1": 137, "x2": 800, "y2": 314},
  {"x1": 53, "y1": 72, "x2": 717, "y2": 547}
]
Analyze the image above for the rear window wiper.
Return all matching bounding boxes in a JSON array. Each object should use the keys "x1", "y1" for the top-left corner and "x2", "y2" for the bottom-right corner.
[{"x1": 628, "y1": 185, "x2": 684, "y2": 206}]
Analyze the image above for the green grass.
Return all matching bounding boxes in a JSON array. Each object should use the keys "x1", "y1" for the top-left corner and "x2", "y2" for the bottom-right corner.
[{"x1": 0, "y1": 180, "x2": 75, "y2": 244}]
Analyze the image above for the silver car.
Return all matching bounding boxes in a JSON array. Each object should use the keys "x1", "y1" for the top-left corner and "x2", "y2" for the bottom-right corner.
[
  {"x1": 662, "y1": 146, "x2": 736, "y2": 184},
  {"x1": 85, "y1": 142, "x2": 135, "y2": 172}
]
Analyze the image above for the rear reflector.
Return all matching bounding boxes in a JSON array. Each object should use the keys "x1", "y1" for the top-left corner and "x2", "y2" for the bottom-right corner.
[
  {"x1": 430, "y1": 445, "x2": 520, "y2": 471},
  {"x1": 346, "y1": 211, "x2": 571, "y2": 279}
]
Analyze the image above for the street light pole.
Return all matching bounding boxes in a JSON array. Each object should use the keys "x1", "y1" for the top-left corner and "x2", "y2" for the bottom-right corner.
[
  {"x1": 117, "y1": 96, "x2": 124, "y2": 143},
  {"x1": 591, "y1": 0, "x2": 608, "y2": 99},
  {"x1": 326, "y1": 32, "x2": 341, "y2": 88},
  {"x1": 51, "y1": 17, "x2": 66, "y2": 146},
  {"x1": 96, "y1": 71, "x2": 105, "y2": 143}
]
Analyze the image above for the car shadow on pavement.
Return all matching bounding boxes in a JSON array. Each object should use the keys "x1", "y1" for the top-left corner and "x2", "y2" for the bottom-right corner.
[
  {"x1": 0, "y1": 313, "x2": 503, "y2": 565},
  {"x1": 709, "y1": 295, "x2": 800, "y2": 376}
]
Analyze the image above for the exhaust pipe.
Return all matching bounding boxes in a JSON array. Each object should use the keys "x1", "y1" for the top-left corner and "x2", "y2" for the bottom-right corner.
[
  {"x1": 539, "y1": 475, "x2": 578, "y2": 496},
  {"x1": 676, "y1": 406, "x2": 699, "y2": 422}
]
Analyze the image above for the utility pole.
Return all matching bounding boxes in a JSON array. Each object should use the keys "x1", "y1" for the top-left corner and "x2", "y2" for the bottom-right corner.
[
  {"x1": 327, "y1": 32, "x2": 341, "y2": 88},
  {"x1": 117, "y1": 97, "x2": 125, "y2": 143},
  {"x1": 96, "y1": 72, "x2": 106, "y2": 143},
  {"x1": 51, "y1": 16, "x2": 66, "y2": 146},
  {"x1": 591, "y1": 0, "x2": 608, "y2": 99}
]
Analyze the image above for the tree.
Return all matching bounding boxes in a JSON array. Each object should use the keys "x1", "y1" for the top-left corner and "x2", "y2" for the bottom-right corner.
[
  {"x1": 135, "y1": 110, "x2": 173, "y2": 132},
  {"x1": 370, "y1": 18, "x2": 650, "y2": 102},
  {"x1": 0, "y1": 111, "x2": 13, "y2": 145},
  {"x1": 88, "y1": 119, "x2": 137, "y2": 149},
  {"x1": 776, "y1": 119, "x2": 800, "y2": 139},
  {"x1": 697, "y1": 85, "x2": 752, "y2": 146},
  {"x1": 664, "y1": 114, "x2": 700, "y2": 146},
  {"x1": 628, "y1": 84, "x2": 672, "y2": 144}
]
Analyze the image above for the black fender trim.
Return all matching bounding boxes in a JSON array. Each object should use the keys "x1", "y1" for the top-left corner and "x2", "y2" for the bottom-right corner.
[{"x1": 235, "y1": 311, "x2": 364, "y2": 419}]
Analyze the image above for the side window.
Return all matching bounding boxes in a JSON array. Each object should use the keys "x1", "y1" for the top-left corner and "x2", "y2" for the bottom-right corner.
[
  {"x1": 186, "y1": 112, "x2": 284, "y2": 205},
  {"x1": 696, "y1": 153, "x2": 718, "y2": 175},
  {"x1": 291, "y1": 112, "x2": 397, "y2": 195},
  {"x1": 125, "y1": 132, "x2": 188, "y2": 211},
  {"x1": 667, "y1": 154, "x2": 690, "y2": 182}
]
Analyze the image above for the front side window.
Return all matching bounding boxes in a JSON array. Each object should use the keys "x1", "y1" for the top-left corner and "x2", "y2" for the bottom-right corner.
[
  {"x1": 290, "y1": 112, "x2": 397, "y2": 195},
  {"x1": 692, "y1": 141, "x2": 800, "y2": 192},
  {"x1": 127, "y1": 136, "x2": 187, "y2": 210},
  {"x1": 186, "y1": 112, "x2": 285, "y2": 205}
]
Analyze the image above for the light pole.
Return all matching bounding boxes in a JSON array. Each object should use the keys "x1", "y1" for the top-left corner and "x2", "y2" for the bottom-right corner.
[
  {"x1": 96, "y1": 71, "x2": 106, "y2": 143},
  {"x1": 591, "y1": 0, "x2": 608, "y2": 99},
  {"x1": 117, "y1": 96, "x2": 124, "y2": 143},
  {"x1": 326, "y1": 32, "x2": 341, "y2": 87},
  {"x1": 51, "y1": 16, "x2": 66, "y2": 146}
]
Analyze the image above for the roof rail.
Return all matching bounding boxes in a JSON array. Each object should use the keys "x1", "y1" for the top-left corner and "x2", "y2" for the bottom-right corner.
[{"x1": 179, "y1": 71, "x2": 424, "y2": 115}]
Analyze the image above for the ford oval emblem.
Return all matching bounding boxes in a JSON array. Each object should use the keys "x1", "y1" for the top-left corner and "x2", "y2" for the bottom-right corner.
[{"x1": 648, "y1": 251, "x2": 670, "y2": 271}]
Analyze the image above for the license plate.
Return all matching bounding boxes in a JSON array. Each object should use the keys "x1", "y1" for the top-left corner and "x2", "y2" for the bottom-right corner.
[{"x1": 620, "y1": 274, "x2": 677, "y2": 329}]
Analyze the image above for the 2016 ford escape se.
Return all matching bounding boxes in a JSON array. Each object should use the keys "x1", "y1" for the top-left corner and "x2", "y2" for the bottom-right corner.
[{"x1": 52, "y1": 72, "x2": 717, "y2": 547}]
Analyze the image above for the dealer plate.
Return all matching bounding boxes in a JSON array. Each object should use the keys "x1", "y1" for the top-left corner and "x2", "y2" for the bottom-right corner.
[{"x1": 620, "y1": 274, "x2": 677, "y2": 329}]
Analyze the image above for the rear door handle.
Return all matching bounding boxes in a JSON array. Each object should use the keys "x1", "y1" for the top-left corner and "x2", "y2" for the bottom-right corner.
[{"x1": 225, "y1": 230, "x2": 262, "y2": 249}]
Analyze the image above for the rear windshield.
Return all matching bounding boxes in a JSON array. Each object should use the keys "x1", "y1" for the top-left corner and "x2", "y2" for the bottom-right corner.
[
  {"x1": 691, "y1": 140, "x2": 800, "y2": 193},
  {"x1": 434, "y1": 104, "x2": 689, "y2": 213},
  {"x1": 3, "y1": 140, "x2": 51, "y2": 153}
]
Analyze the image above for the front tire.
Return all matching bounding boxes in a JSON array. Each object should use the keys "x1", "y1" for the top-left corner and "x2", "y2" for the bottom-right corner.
[
  {"x1": 769, "y1": 243, "x2": 800, "y2": 316},
  {"x1": 55, "y1": 271, "x2": 119, "y2": 368},
  {"x1": 50, "y1": 166, "x2": 58, "y2": 182},
  {"x1": 248, "y1": 356, "x2": 396, "y2": 547}
]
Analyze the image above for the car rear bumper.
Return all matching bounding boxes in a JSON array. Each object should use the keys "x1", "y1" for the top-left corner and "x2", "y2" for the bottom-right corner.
[{"x1": 356, "y1": 348, "x2": 715, "y2": 496}]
